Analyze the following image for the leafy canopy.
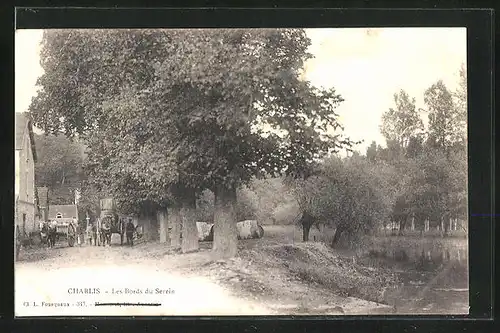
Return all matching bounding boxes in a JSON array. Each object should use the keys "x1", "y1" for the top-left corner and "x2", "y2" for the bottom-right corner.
[{"x1": 30, "y1": 29, "x2": 355, "y2": 213}]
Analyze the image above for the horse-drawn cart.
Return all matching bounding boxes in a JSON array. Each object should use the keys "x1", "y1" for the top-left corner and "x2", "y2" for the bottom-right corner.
[
  {"x1": 96, "y1": 198, "x2": 125, "y2": 246},
  {"x1": 44, "y1": 219, "x2": 78, "y2": 247},
  {"x1": 56, "y1": 220, "x2": 78, "y2": 247}
]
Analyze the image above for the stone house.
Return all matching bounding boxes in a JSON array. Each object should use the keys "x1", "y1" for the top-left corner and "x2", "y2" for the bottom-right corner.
[{"x1": 15, "y1": 112, "x2": 39, "y2": 236}]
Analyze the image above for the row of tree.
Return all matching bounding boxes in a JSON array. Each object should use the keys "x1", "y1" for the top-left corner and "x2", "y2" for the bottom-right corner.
[
  {"x1": 29, "y1": 29, "x2": 356, "y2": 258},
  {"x1": 288, "y1": 66, "x2": 467, "y2": 246}
]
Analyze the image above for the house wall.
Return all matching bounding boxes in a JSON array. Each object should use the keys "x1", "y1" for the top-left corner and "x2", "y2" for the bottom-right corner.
[
  {"x1": 15, "y1": 126, "x2": 37, "y2": 235},
  {"x1": 15, "y1": 151, "x2": 20, "y2": 196}
]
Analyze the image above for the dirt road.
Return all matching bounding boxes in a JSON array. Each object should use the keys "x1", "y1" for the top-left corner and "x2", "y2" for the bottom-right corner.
[
  {"x1": 15, "y1": 239, "x2": 392, "y2": 317},
  {"x1": 15, "y1": 244, "x2": 273, "y2": 316}
]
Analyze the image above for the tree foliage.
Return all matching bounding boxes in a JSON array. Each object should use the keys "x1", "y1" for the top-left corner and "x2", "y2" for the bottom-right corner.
[
  {"x1": 29, "y1": 29, "x2": 355, "y2": 257},
  {"x1": 423, "y1": 80, "x2": 464, "y2": 152},
  {"x1": 378, "y1": 73, "x2": 467, "y2": 236},
  {"x1": 30, "y1": 28, "x2": 353, "y2": 198},
  {"x1": 288, "y1": 155, "x2": 393, "y2": 246},
  {"x1": 34, "y1": 134, "x2": 84, "y2": 188},
  {"x1": 380, "y1": 90, "x2": 424, "y2": 149}
]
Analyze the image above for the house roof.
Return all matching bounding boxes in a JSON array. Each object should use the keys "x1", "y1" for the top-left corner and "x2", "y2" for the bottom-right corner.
[
  {"x1": 37, "y1": 187, "x2": 49, "y2": 207},
  {"x1": 15, "y1": 113, "x2": 37, "y2": 162},
  {"x1": 48, "y1": 204, "x2": 78, "y2": 219}
]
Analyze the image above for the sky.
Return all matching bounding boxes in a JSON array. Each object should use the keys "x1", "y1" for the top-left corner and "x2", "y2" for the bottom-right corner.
[{"x1": 15, "y1": 28, "x2": 466, "y2": 153}]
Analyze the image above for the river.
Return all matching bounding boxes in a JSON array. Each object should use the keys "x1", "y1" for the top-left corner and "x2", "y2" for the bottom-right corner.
[{"x1": 359, "y1": 236, "x2": 468, "y2": 314}]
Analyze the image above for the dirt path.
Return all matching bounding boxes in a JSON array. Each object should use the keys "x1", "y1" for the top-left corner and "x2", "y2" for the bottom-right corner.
[
  {"x1": 15, "y1": 245, "x2": 273, "y2": 316},
  {"x1": 15, "y1": 241, "x2": 392, "y2": 317}
]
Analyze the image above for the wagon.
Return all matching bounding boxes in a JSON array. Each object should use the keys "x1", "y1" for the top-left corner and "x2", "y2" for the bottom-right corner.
[
  {"x1": 50, "y1": 219, "x2": 78, "y2": 247},
  {"x1": 97, "y1": 198, "x2": 125, "y2": 246},
  {"x1": 96, "y1": 211, "x2": 125, "y2": 246}
]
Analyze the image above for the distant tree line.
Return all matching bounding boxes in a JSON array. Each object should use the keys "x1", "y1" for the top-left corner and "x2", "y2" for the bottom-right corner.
[{"x1": 287, "y1": 66, "x2": 467, "y2": 246}]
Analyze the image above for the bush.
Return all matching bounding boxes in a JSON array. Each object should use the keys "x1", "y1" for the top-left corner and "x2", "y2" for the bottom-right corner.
[
  {"x1": 236, "y1": 186, "x2": 258, "y2": 221},
  {"x1": 288, "y1": 156, "x2": 393, "y2": 247},
  {"x1": 196, "y1": 189, "x2": 214, "y2": 222}
]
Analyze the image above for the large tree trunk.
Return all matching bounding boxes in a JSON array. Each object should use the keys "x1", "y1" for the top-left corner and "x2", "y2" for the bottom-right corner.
[
  {"x1": 213, "y1": 184, "x2": 238, "y2": 259},
  {"x1": 331, "y1": 228, "x2": 342, "y2": 248},
  {"x1": 302, "y1": 223, "x2": 311, "y2": 242},
  {"x1": 398, "y1": 216, "x2": 406, "y2": 236},
  {"x1": 169, "y1": 205, "x2": 182, "y2": 250},
  {"x1": 138, "y1": 202, "x2": 158, "y2": 242},
  {"x1": 181, "y1": 190, "x2": 199, "y2": 254},
  {"x1": 139, "y1": 215, "x2": 150, "y2": 241},
  {"x1": 140, "y1": 213, "x2": 158, "y2": 241},
  {"x1": 299, "y1": 211, "x2": 314, "y2": 242},
  {"x1": 158, "y1": 209, "x2": 169, "y2": 244},
  {"x1": 443, "y1": 214, "x2": 450, "y2": 237}
]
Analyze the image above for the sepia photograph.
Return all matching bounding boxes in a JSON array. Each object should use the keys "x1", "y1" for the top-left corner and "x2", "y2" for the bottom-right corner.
[{"x1": 14, "y1": 27, "x2": 468, "y2": 317}]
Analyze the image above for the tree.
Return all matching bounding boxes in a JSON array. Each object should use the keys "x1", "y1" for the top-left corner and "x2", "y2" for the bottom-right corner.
[
  {"x1": 287, "y1": 156, "x2": 393, "y2": 246},
  {"x1": 380, "y1": 90, "x2": 424, "y2": 150},
  {"x1": 34, "y1": 134, "x2": 84, "y2": 187},
  {"x1": 324, "y1": 156, "x2": 392, "y2": 247},
  {"x1": 366, "y1": 141, "x2": 378, "y2": 162},
  {"x1": 423, "y1": 80, "x2": 463, "y2": 153},
  {"x1": 34, "y1": 133, "x2": 85, "y2": 205},
  {"x1": 164, "y1": 29, "x2": 356, "y2": 257},
  {"x1": 405, "y1": 135, "x2": 425, "y2": 159},
  {"x1": 286, "y1": 174, "x2": 324, "y2": 241},
  {"x1": 145, "y1": 29, "x2": 355, "y2": 257},
  {"x1": 420, "y1": 78, "x2": 467, "y2": 235},
  {"x1": 453, "y1": 63, "x2": 467, "y2": 144}
]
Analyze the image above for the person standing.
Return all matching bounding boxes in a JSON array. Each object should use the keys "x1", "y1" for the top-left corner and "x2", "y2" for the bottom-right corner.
[
  {"x1": 126, "y1": 218, "x2": 135, "y2": 246},
  {"x1": 72, "y1": 217, "x2": 82, "y2": 246}
]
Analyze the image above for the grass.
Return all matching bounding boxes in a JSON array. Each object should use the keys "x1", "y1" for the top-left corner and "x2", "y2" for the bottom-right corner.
[
  {"x1": 197, "y1": 225, "x2": 402, "y2": 305},
  {"x1": 250, "y1": 242, "x2": 400, "y2": 303},
  {"x1": 233, "y1": 224, "x2": 467, "y2": 303}
]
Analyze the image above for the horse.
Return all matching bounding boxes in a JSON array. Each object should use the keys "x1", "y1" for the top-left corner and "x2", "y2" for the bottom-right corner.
[
  {"x1": 40, "y1": 221, "x2": 58, "y2": 248},
  {"x1": 100, "y1": 218, "x2": 112, "y2": 246}
]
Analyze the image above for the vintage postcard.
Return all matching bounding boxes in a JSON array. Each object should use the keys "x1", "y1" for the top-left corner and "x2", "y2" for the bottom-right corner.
[{"x1": 14, "y1": 27, "x2": 468, "y2": 317}]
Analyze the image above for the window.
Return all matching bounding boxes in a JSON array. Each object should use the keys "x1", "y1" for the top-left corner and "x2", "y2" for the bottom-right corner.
[{"x1": 56, "y1": 213, "x2": 63, "y2": 219}]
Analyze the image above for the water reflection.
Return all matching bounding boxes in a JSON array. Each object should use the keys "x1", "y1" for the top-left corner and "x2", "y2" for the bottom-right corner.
[
  {"x1": 363, "y1": 237, "x2": 468, "y2": 314},
  {"x1": 367, "y1": 241, "x2": 468, "y2": 270}
]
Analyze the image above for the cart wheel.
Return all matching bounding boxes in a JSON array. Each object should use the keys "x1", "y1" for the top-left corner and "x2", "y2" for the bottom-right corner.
[{"x1": 68, "y1": 236, "x2": 75, "y2": 247}]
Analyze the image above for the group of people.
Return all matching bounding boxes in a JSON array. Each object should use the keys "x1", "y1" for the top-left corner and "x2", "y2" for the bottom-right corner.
[
  {"x1": 36, "y1": 216, "x2": 137, "y2": 248},
  {"x1": 84, "y1": 217, "x2": 137, "y2": 247},
  {"x1": 39, "y1": 220, "x2": 59, "y2": 248}
]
